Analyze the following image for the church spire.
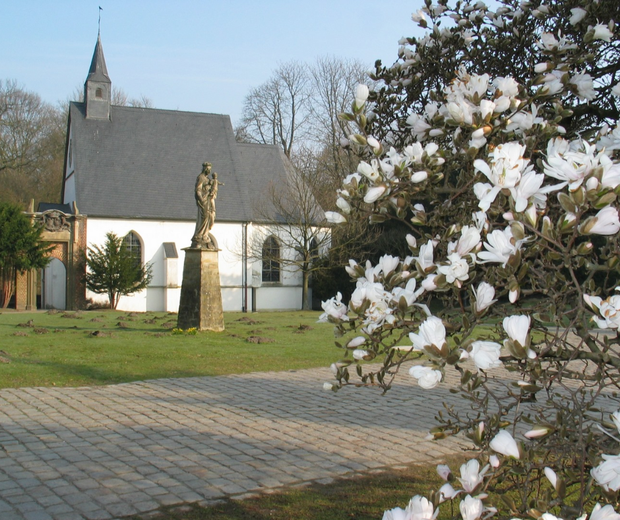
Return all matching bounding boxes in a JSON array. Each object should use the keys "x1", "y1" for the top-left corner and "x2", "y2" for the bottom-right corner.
[{"x1": 84, "y1": 34, "x2": 111, "y2": 120}]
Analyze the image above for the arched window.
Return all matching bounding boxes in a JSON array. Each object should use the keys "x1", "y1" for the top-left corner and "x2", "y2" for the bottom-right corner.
[
  {"x1": 262, "y1": 236, "x2": 280, "y2": 283},
  {"x1": 123, "y1": 231, "x2": 143, "y2": 269},
  {"x1": 95, "y1": 87, "x2": 103, "y2": 99}
]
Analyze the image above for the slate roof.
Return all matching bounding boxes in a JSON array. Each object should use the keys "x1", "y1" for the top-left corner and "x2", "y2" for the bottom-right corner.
[{"x1": 66, "y1": 103, "x2": 291, "y2": 223}]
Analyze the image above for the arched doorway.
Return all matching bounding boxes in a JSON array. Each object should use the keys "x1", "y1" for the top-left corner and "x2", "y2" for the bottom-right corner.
[{"x1": 42, "y1": 258, "x2": 66, "y2": 310}]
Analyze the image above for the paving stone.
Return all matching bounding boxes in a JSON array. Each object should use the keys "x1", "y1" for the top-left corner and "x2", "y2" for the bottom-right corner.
[{"x1": 0, "y1": 365, "x2": 471, "y2": 519}]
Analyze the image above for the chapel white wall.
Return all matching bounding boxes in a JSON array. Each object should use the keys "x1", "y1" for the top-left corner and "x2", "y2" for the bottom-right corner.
[{"x1": 85, "y1": 218, "x2": 304, "y2": 313}]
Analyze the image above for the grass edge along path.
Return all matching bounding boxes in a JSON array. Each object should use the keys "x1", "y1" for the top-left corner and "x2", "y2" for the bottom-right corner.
[{"x1": 126, "y1": 457, "x2": 468, "y2": 520}]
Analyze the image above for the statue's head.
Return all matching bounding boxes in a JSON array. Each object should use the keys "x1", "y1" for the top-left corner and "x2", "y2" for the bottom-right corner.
[{"x1": 202, "y1": 162, "x2": 212, "y2": 172}]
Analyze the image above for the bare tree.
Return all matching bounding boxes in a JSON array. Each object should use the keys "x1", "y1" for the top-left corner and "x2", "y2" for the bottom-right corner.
[
  {"x1": 249, "y1": 162, "x2": 328, "y2": 310},
  {"x1": 237, "y1": 58, "x2": 372, "y2": 208},
  {"x1": 302, "y1": 57, "x2": 372, "y2": 208},
  {"x1": 236, "y1": 62, "x2": 311, "y2": 157},
  {"x1": 0, "y1": 80, "x2": 65, "y2": 206}
]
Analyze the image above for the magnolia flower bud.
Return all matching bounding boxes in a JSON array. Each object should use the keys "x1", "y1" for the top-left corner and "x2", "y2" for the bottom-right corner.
[
  {"x1": 367, "y1": 136, "x2": 381, "y2": 153},
  {"x1": 576, "y1": 241, "x2": 593, "y2": 255},
  {"x1": 352, "y1": 349, "x2": 373, "y2": 361},
  {"x1": 524, "y1": 426, "x2": 550, "y2": 439},
  {"x1": 490, "y1": 430, "x2": 520, "y2": 458},
  {"x1": 406, "y1": 234, "x2": 417, "y2": 249},
  {"x1": 325, "y1": 211, "x2": 347, "y2": 224},
  {"x1": 544, "y1": 467, "x2": 558, "y2": 489},
  {"x1": 535, "y1": 62, "x2": 552, "y2": 73},
  {"x1": 354, "y1": 84, "x2": 369, "y2": 108},
  {"x1": 437, "y1": 464, "x2": 452, "y2": 480}
]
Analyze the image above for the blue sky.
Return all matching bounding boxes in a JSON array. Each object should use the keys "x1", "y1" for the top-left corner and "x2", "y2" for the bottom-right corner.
[{"x1": 1, "y1": 1, "x2": 423, "y2": 125}]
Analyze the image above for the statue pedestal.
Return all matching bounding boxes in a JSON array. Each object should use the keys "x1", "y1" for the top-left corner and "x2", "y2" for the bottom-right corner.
[{"x1": 177, "y1": 248, "x2": 224, "y2": 331}]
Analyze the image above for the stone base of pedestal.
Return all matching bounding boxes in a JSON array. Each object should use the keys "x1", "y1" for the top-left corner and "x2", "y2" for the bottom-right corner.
[{"x1": 177, "y1": 248, "x2": 224, "y2": 331}]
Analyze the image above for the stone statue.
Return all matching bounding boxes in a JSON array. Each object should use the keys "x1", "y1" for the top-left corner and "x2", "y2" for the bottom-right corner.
[{"x1": 191, "y1": 162, "x2": 223, "y2": 249}]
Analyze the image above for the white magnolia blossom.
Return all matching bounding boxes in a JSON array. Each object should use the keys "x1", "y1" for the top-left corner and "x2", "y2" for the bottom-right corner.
[
  {"x1": 474, "y1": 282, "x2": 496, "y2": 313},
  {"x1": 392, "y1": 278, "x2": 424, "y2": 307},
  {"x1": 581, "y1": 206, "x2": 620, "y2": 236},
  {"x1": 569, "y1": 7, "x2": 587, "y2": 26},
  {"x1": 503, "y1": 315, "x2": 530, "y2": 347},
  {"x1": 592, "y1": 454, "x2": 620, "y2": 491},
  {"x1": 406, "y1": 495, "x2": 438, "y2": 520},
  {"x1": 539, "y1": 70, "x2": 565, "y2": 97},
  {"x1": 458, "y1": 459, "x2": 489, "y2": 493},
  {"x1": 437, "y1": 252, "x2": 471, "y2": 286},
  {"x1": 409, "y1": 316, "x2": 446, "y2": 351},
  {"x1": 378, "y1": 254, "x2": 400, "y2": 276},
  {"x1": 593, "y1": 23, "x2": 614, "y2": 42},
  {"x1": 409, "y1": 365, "x2": 443, "y2": 389},
  {"x1": 358, "y1": 160, "x2": 381, "y2": 182},
  {"x1": 490, "y1": 430, "x2": 520, "y2": 458},
  {"x1": 460, "y1": 495, "x2": 484, "y2": 520},
  {"x1": 477, "y1": 226, "x2": 524, "y2": 266},
  {"x1": 583, "y1": 292, "x2": 620, "y2": 329},
  {"x1": 590, "y1": 503, "x2": 620, "y2": 520},
  {"x1": 599, "y1": 154, "x2": 620, "y2": 189},
  {"x1": 416, "y1": 241, "x2": 435, "y2": 272},
  {"x1": 493, "y1": 76, "x2": 519, "y2": 97},
  {"x1": 422, "y1": 274, "x2": 438, "y2": 292},
  {"x1": 451, "y1": 226, "x2": 481, "y2": 256},
  {"x1": 411, "y1": 10, "x2": 428, "y2": 25},
  {"x1": 470, "y1": 341, "x2": 503, "y2": 370},
  {"x1": 571, "y1": 73, "x2": 597, "y2": 101},
  {"x1": 538, "y1": 31, "x2": 578, "y2": 52},
  {"x1": 438, "y1": 482, "x2": 460, "y2": 502},
  {"x1": 474, "y1": 142, "x2": 532, "y2": 211},
  {"x1": 505, "y1": 104, "x2": 544, "y2": 134},
  {"x1": 350, "y1": 280, "x2": 394, "y2": 333},
  {"x1": 318, "y1": 292, "x2": 349, "y2": 322},
  {"x1": 543, "y1": 137, "x2": 599, "y2": 191}
]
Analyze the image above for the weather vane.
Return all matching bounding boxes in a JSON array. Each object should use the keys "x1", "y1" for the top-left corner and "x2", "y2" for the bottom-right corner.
[{"x1": 98, "y1": 6, "x2": 102, "y2": 35}]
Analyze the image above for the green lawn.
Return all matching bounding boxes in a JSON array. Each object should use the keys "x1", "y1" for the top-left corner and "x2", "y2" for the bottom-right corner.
[{"x1": 0, "y1": 309, "x2": 340, "y2": 389}]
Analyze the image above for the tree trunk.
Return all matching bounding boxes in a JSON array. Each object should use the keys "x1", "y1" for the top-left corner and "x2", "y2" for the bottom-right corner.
[
  {"x1": 302, "y1": 269, "x2": 311, "y2": 311},
  {"x1": 0, "y1": 266, "x2": 15, "y2": 308}
]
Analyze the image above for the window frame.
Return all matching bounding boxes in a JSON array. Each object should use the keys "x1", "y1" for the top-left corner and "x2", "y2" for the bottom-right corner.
[
  {"x1": 261, "y1": 236, "x2": 281, "y2": 283},
  {"x1": 122, "y1": 231, "x2": 143, "y2": 270}
]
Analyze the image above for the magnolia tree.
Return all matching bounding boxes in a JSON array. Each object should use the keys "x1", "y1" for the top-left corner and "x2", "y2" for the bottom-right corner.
[{"x1": 319, "y1": 1, "x2": 620, "y2": 519}]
